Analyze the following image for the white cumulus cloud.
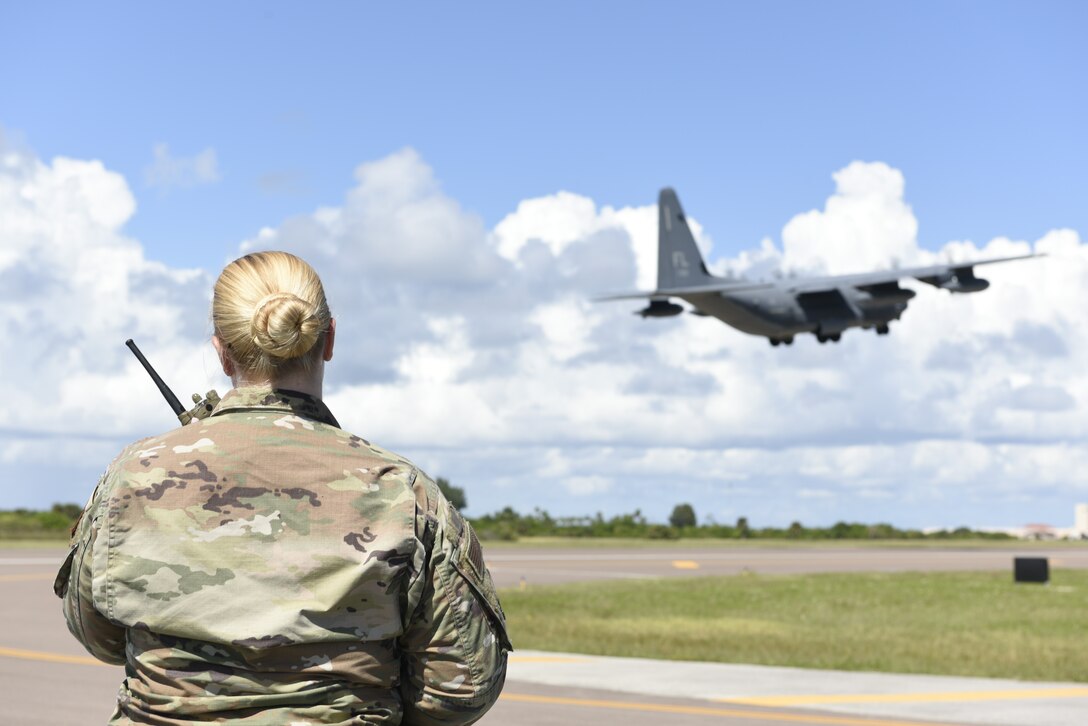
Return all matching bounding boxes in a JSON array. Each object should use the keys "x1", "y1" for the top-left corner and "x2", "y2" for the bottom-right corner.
[
  {"x1": 3, "y1": 143, "x2": 1085, "y2": 528},
  {"x1": 0, "y1": 139, "x2": 217, "y2": 446},
  {"x1": 781, "y1": 161, "x2": 920, "y2": 275}
]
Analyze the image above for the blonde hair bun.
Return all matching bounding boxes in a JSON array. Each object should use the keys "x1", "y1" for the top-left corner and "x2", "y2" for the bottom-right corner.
[
  {"x1": 250, "y1": 292, "x2": 322, "y2": 359},
  {"x1": 213, "y1": 251, "x2": 331, "y2": 378}
]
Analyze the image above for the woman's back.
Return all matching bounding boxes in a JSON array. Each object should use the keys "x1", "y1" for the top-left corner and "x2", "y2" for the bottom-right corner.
[{"x1": 65, "y1": 386, "x2": 509, "y2": 724}]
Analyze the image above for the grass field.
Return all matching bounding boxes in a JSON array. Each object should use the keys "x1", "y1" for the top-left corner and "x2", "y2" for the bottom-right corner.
[
  {"x1": 500, "y1": 569, "x2": 1088, "y2": 683},
  {"x1": 0, "y1": 539, "x2": 69, "y2": 548}
]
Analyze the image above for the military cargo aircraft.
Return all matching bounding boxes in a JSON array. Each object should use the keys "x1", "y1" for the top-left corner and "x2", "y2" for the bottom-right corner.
[{"x1": 600, "y1": 188, "x2": 1037, "y2": 345}]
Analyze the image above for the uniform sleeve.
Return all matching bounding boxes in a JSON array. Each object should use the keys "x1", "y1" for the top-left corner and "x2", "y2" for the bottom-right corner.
[
  {"x1": 398, "y1": 473, "x2": 512, "y2": 726},
  {"x1": 55, "y1": 472, "x2": 126, "y2": 666}
]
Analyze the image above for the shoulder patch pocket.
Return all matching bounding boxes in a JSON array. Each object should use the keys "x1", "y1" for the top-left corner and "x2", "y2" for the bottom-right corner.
[
  {"x1": 53, "y1": 544, "x2": 78, "y2": 599},
  {"x1": 446, "y1": 507, "x2": 513, "y2": 651}
]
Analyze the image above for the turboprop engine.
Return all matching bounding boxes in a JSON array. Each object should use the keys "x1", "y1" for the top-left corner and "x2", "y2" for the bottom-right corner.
[
  {"x1": 939, "y1": 275, "x2": 989, "y2": 293},
  {"x1": 854, "y1": 282, "x2": 916, "y2": 309},
  {"x1": 637, "y1": 299, "x2": 684, "y2": 317},
  {"x1": 920, "y1": 267, "x2": 990, "y2": 293}
]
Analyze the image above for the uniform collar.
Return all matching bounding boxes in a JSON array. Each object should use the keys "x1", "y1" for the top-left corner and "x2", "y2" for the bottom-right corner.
[{"x1": 210, "y1": 386, "x2": 341, "y2": 429}]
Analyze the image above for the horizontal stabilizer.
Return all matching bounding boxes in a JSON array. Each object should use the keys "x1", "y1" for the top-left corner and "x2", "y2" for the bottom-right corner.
[{"x1": 595, "y1": 281, "x2": 772, "y2": 302}]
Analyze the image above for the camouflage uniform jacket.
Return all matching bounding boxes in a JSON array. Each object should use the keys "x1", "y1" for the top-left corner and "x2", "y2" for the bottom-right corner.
[{"x1": 56, "y1": 386, "x2": 511, "y2": 725}]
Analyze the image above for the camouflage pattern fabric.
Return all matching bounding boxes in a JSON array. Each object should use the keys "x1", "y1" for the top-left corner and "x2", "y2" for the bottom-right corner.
[{"x1": 57, "y1": 386, "x2": 511, "y2": 725}]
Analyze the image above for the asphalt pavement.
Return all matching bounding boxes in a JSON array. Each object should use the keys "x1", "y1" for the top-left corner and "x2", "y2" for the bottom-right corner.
[{"x1": 482, "y1": 543, "x2": 1088, "y2": 588}]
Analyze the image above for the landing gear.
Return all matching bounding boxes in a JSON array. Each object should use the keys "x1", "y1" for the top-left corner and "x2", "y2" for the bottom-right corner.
[
  {"x1": 815, "y1": 332, "x2": 841, "y2": 344},
  {"x1": 875, "y1": 324, "x2": 890, "y2": 336},
  {"x1": 768, "y1": 336, "x2": 794, "y2": 347}
]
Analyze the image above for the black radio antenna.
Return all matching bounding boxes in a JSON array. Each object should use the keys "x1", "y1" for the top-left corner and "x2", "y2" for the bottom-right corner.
[{"x1": 125, "y1": 339, "x2": 185, "y2": 418}]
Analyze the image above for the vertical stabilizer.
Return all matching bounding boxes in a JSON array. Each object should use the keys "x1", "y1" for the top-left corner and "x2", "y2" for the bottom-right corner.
[{"x1": 657, "y1": 188, "x2": 715, "y2": 291}]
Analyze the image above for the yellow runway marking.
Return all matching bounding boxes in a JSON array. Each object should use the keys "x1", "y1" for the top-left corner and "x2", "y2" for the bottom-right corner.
[
  {"x1": 0, "y1": 646, "x2": 110, "y2": 667},
  {"x1": 672, "y1": 560, "x2": 701, "y2": 570},
  {"x1": 726, "y1": 687, "x2": 1088, "y2": 706},
  {"x1": 0, "y1": 573, "x2": 54, "y2": 583},
  {"x1": 501, "y1": 693, "x2": 952, "y2": 725}
]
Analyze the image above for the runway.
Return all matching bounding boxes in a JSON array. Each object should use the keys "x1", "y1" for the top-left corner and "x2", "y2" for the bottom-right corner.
[
  {"x1": 3, "y1": 543, "x2": 1085, "y2": 725},
  {"x1": 481, "y1": 543, "x2": 1088, "y2": 588}
]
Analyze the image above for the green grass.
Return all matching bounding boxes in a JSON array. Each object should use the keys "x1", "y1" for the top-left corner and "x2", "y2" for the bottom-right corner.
[
  {"x1": 0, "y1": 539, "x2": 69, "y2": 548},
  {"x1": 500, "y1": 569, "x2": 1088, "y2": 682}
]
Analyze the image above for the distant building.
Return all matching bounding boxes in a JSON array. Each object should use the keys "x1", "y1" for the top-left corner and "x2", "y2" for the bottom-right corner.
[
  {"x1": 1023, "y1": 523, "x2": 1057, "y2": 541},
  {"x1": 1023, "y1": 504, "x2": 1088, "y2": 540},
  {"x1": 967, "y1": 504, "x2": 1088, "y2": 540}
]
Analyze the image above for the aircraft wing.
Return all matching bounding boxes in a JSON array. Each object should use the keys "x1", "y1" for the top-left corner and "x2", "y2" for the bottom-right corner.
[
  {"x1": 597, "y1": 253, "x2": 1039, "y2": 301},
  {"x1": 782, "y1": 253, "x2": 1041, "y2": 294}
]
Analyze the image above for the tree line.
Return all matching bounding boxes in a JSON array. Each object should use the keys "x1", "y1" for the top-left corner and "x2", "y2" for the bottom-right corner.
[
  {"x1": 0, "y1": 498, "x2": 1014, "y2": 542},
  {"x1": 0, "y1": 503, "x2": 82, "y2": 539},
  {"x1": 468, "y1": 504, "x2": 1015, "y2": 541}
]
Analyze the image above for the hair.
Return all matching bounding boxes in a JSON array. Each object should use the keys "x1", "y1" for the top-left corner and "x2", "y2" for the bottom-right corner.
[{"x1": 212, "y1": 251, "x2": 332, "y2": 380}]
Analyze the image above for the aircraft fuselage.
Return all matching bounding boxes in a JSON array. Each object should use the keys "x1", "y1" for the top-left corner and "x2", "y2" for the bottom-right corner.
[{"x1": 682, "y1": 284, "x2": 912, "y2": 343}]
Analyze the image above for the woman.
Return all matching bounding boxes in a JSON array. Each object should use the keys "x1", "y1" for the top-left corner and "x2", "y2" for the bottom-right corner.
[{"x1": 58, "y1": 251, "x2": 510, "y2": 725}]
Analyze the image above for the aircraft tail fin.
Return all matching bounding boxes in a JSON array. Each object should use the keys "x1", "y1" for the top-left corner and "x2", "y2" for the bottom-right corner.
[{"x1": 657, "y1": 188, "x2": 715, "y2": 291}]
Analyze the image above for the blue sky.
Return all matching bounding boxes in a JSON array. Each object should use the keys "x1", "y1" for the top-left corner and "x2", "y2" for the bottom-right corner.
[
  {"x1": 4, "y1": 1, "x2": 1084, "y2": 268},
  {"x1": 2, "y1": 2, "x2": 1087, "y2": 528}
]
